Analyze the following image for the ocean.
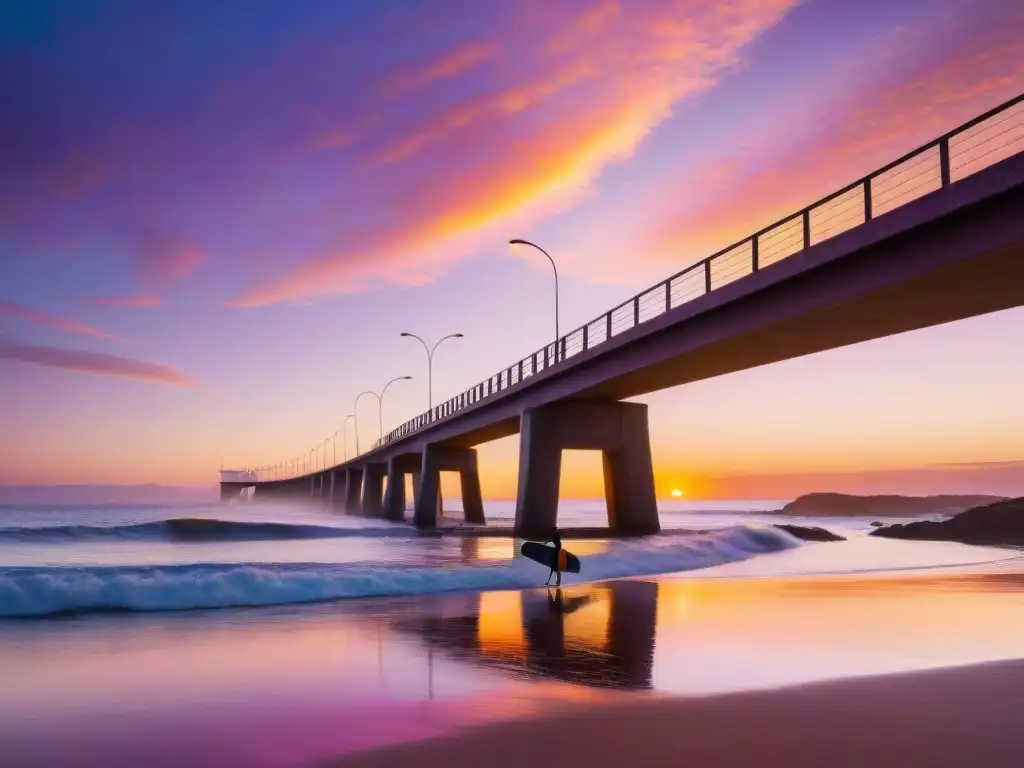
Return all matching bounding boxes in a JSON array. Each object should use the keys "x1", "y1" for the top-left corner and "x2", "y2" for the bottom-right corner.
[
  {"x1": 0, "y1": 497, "x2": 953, "y2": 618},
  {"x1": 3, "y1": 498, "x2": 1023, "y2": 765}
]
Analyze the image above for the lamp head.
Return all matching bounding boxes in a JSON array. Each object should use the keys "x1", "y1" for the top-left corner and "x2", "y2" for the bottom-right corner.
[
  {"x1": 401, "y1": 375, "x2": 412, "y2": 380},
  {"x1": 453, "y1": 333, "x2": 465, "y2": 338},
  {"x1": 400, "y1": 332, "x2": 411, "y2": 337},
  {"x1": 509, "y1": 239, "x2": 527, "y2": 246}
]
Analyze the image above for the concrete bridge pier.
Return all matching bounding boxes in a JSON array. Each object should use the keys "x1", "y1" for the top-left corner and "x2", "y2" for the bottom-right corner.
[
  {"x1": 413, "y1": 446, "x2": 486, "y2": 528},
  {"x1": 219, "y1": 483, "x2": 246, "y2": 502},
  {"x1": 383, "y1": 454, "x2": 421, "y2": 521},
  {"x1": 361, "y1": 462, "x2": 387, "y2": 516},
  {"x1": 514, "y1": 401, "x2": 659, "y2": 538},
  {"x1": 343, "y1": 467, "x2": 362, "y2": 512}
]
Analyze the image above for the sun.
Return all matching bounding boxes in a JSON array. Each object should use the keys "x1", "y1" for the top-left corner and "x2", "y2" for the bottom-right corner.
[{"x1": 671, "y1": 488, "x2": 684, "y2": 498}]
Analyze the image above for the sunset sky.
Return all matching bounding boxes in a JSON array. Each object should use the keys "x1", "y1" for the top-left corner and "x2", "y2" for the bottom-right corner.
[{"x1": 2, "y1": 0, "x2": 1023, "y2": 500}]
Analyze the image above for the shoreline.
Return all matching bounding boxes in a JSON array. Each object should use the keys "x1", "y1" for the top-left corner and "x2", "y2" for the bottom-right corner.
[{"x1": 323, "y1": 658, "x2": 1024, "y2": 767}]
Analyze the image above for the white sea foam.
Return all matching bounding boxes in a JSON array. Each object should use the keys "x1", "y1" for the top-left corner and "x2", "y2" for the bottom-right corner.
[{"x1": 0, "y1": 524, "x2": 800, "y2": 617}]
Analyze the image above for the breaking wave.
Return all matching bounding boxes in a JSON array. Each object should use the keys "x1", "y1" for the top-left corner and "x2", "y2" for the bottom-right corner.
[{"x1": 0, "y1": 525, "x2": 800, "y2": 618}]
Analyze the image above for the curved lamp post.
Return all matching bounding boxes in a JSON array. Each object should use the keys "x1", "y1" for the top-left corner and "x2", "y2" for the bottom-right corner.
[
  {"x1": 399, "y1": 332, "x2": 464, "y2": 416},
  {"x1": 353, "y1": 391, "x2": 376, "y2": 455},
  {"x1": 377, "y1": 375, "x2": 412, "y2": 443},
  {"x1": 354, "y1": 376, "x2": 412, "y2": 454},
  {"x1": 342, "y1": 414, "x2": 355, "y2": 461},
  {"x1": 509, "y1": 239, "x2": 559, "y2": 360}
]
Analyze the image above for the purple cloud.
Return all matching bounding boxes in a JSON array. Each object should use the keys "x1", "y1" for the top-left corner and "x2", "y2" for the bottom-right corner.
[
  {"x1": 0, "y1": 338, "x2": 196, "y2": 387},
  {"x1": 82, "y1": 294, "x2": 165, "y2": 308},
  {"x1": 0, "y1": 299, "x2": 116, "y2": 339}
]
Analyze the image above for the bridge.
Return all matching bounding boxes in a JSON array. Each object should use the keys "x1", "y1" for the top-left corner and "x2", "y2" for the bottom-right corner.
[{"x1": 222, "y1": 95, "x2": 1024, "y2": 537}]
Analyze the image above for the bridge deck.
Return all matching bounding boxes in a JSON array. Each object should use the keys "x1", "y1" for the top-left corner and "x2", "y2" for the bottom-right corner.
[{"x1": 251, "y1": 97, "x2": 1024, "y2": 485}]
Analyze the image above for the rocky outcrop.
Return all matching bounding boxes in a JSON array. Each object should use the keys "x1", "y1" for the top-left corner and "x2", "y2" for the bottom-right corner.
[
  {"x1": 773, "y1": 524, "x2": 845, "y2": 542},
  {"x1": 779, "y1": 493, "x2": 1004, "y2": 518},
  {"x1": 871, "y1": 497, "x2": 1024, "y2": 547}
]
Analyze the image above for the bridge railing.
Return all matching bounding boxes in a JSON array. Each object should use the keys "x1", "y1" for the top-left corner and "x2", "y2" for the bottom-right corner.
[
  {"x1": 260, "y1": 94, "x2": 1023, "y2": 479},
  {"x1": 365, "y1": 93, "x2": 1024, "y2": 456}
]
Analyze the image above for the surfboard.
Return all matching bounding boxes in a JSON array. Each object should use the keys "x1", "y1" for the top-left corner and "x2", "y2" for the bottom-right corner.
[{"x1": 520, "y1": 541, "x2": 581, "y2": 573}]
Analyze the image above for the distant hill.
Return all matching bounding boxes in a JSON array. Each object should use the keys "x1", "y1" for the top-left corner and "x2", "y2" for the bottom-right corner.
[
  {"x1": 779, "y1": 492, "x2": 1006, "y2": 517},
  {"x1": 871, "y1": 496, "x2": 1024, "y2": 547},
  {"x1": 0, "y1": 484, "x2": 216, "y2": 506}
]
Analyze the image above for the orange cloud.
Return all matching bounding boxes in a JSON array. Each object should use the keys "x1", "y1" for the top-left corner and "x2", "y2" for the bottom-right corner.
[
  {"x1": 0, "y1": 299, "x2": 117, "y2": 340},
  {"x1": 83, "y1": 294, "x2": 165, "y2": 308},
  {"x1": 233, "y1": 82, "x2": 709, "y2": 306},
  {"x1": 233, "y1": 0, "x2": 801, "y2": 306},
  {"x1": 382, "y1": 39, "x2": 500, "y2": 99},
  {"x1": 0, "y1": 338, "x2": 196, "y2": 387}
]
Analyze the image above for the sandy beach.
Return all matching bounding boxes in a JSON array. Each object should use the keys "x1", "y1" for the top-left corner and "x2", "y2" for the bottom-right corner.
[
  {"x1": 3, "y1": 531, "x2": 1023, "y2": 766},
  {"x1": 325, "y1": 659, "x2": 1024, "y2": 767}
]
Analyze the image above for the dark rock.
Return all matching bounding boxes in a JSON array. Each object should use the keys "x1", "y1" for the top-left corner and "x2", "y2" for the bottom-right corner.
[
  {"x1": 778, "y1": 493, "x2": 1005, "y2": 517},
  {"x1": 870, "y1": 521, "x2": 884, "y2": 528},
  {"x1": 773, "y1": 524, "x2": 845, "y2": 542},
  {"x1": 871, "y1": 497, "x2": 1024, "y2": 547}
]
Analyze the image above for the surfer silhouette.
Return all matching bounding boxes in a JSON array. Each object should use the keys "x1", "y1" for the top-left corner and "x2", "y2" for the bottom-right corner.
[{"x1": 546, "y1": 527, "x2": 563, "y2": 587}]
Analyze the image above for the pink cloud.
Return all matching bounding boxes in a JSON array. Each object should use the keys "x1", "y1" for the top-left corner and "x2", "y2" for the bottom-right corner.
[
  {"x1": 0, "y1": 299, "x2": 117, "y2": 340},
  {"x1": 82, "y1": 294, "x2": 165, "y2": 308},
  {"x1": 0, "y1": 338, "x2": 196, "y2": 387},
  {"x1": 382, "y1": 39, "x2": 500, "y2": 99},
  {"x1": 619, "y1": 6, "x2": 1024, "y2": 275},
  {"x1": 368, "y1": 59, "x2": 597, "y2": 166},
  {"x1": 137, "y1": 236, "x2": 204, "y2": 283},
  {"x1": 233, "y1": 0, "x2": 801, "y2": 306}
]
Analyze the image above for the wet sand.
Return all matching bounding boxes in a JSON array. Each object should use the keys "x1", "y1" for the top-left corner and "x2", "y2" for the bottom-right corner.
[{"x1": 326, "y1": 659, "x2": 1024, "y2": 767}]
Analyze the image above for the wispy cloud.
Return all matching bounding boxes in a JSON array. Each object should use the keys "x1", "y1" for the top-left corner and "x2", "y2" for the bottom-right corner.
[
  {"x1": 382, "y1": 39, "x2": 500, "y2": 99},
  {"x1": 0, "y1": 338, "x2": 196, "y2": 387},
  {"x1": 233, "y1": 0, "x2": 801, "y2": 306},
  {"x1": 136, "y1": 234, "x2": 203, "y2": 283},
  {"x1": 640, "y1": 5, "x2": 1024, "y2": 265},
  {"x1": 0, "y1": 299, "x2": 116, "y2": 339},
  {"x1": 83, "y1": 294, "x2": 165, "y2": 308},
  {"x1": 930, "y1": 460, "x2": 1024, "y2": 470}
]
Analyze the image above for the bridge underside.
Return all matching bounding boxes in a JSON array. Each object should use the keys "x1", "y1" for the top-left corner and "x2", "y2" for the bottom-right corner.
[{"x1": 233, "y1": 153, "x2": 1024, "y2": 536}]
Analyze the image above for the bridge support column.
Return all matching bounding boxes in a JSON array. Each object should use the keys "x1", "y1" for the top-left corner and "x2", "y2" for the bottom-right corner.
[
  {"x1": 219, "y1": 483, "x2": 244, "y2": 502},
  {"x1": 343, "y1": 468, "x2": 361, "y2": 512},
  {"x1": 514, "y1": 401, "x2": 659, "y2": 538},
  {"x1": 383, "y1": 454, "x2": 420, "y2": 521},
  {"x1": 361, "y1": 463, "x2": 387, "y2": 517},
  {"x1": 328, "y1": 471, "x2": 337, "y2": 507},
  {"x1": 413, "y1": 446, "x2": 486, "y2": 528}
]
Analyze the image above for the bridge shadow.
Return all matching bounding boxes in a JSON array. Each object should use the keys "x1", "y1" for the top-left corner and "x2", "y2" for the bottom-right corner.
[{"x1": 388, "y1": 580, "x2": 659, "y2": 690}]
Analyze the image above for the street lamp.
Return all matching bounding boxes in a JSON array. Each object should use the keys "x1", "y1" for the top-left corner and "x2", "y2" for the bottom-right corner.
[
  {"x1": 354, "y1": 391, "x2": 376, "y2": 455},
  {"x1": 378, "y1": 375, "x2": 411, "y2": 444},
  {"x1": 343, "y1": 414, "x2": 355, "y2": 461},
  {"x1": 509, "y1": 239, "x2": 559, "y2": 360},
  {"x1": 400, "y1": 332, "x2": 463, "y2": 415},
  {"x1": 332, "y1": 430, "x2": 339, "y2": 466},
  {"x1": 353, "y1": 376, "x2": 411, "y2": 456}
]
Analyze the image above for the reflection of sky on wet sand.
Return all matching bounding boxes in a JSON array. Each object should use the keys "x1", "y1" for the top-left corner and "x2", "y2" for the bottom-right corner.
[{"x1": 3, "y1": 562, "x2": 1024, "y2": 764}]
